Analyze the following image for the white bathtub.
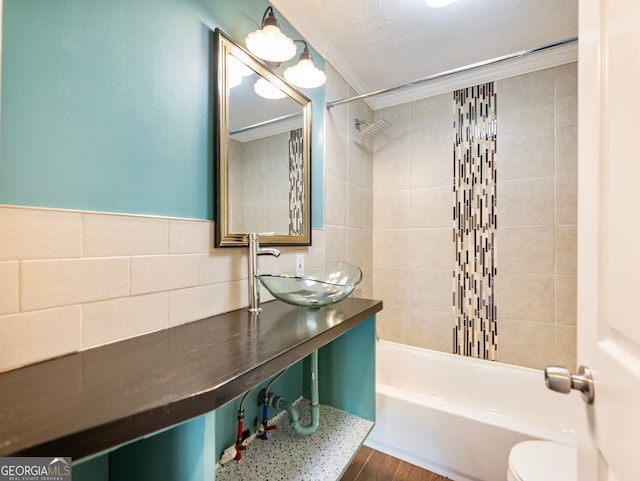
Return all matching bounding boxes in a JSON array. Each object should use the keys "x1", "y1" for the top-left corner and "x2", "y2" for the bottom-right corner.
[{"x1": 365, "y1": 341, "x2": 586, "y2": 481}]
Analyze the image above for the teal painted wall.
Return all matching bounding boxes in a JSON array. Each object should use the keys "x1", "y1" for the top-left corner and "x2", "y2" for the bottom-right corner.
[
  {"x1": 72, "y1": 319, "x2": 376, "y2": 480},
  {"x1": 213, "y1": 358, "x2": 303, "y2": 460},
  {"x1": 1, "y1": 0, "x2": 324, "y2": 226},
  {"x1": 103, "y1": 360, "x2": 303, "y2": 481},
  {"x1": 73, "y1": 454, "x2": 109, "y2": 481},
  {"x1": 317, "y1": 316, "x2": 376, "y2": 421},
  {"x1": 109, "y1": 414, "x2": 211, "y2": 481}
]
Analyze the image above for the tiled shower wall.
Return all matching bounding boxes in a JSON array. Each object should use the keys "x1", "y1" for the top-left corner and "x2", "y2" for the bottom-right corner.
[
  {"x1": 373, "y1": 63, "x2": 577, "y2": 370},
  {"x1": 228, "y1": 134, "x2": 290, "y2": 234},
  {"x1": 1, "y1": 64, "x2": 574, "y2": 374},
  {"x1": 324, "y1": 63, "x2": 374, "y2": 298}
]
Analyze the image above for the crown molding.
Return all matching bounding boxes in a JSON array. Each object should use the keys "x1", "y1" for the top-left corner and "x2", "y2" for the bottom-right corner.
[
  {"x1": 269, "y1": 0, "x2": 577, "y2": 111},
  {"x1": 370, "y1": 42, "x2": 578, "y2": 109}
]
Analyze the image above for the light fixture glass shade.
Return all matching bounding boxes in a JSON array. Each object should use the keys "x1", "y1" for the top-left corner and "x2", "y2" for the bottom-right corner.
[
  {"x1": 227, "y1": 54, "x2": 254, "y2": 78},
  {"x1": 284, "y1": 58, "x2": 326, "y2": 89},
  {"x1": 253, "y1": 78, "x2": 287, "y2": 99},
  {"x1": 246, "y1": 24, "x2": 297, "y2": 63},
  {"x1": 227, "y1": 73, "x2": 242, "y2": 89}
]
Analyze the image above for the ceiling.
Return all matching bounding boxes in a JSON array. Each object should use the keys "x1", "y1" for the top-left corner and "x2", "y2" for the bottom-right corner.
[{"x1": 271, "y1": 0, "x2": 578, "y2": 107}]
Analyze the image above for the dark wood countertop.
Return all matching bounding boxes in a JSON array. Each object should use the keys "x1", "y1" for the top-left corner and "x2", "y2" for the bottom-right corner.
[{"x1": 0, "y1": 298, "x2": 382, "y2": 460}]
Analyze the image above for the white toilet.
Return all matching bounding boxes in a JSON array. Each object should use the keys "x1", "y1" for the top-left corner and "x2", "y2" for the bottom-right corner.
[{"x1": 507, "y1": 440, "x2": 577, "y2": 481}]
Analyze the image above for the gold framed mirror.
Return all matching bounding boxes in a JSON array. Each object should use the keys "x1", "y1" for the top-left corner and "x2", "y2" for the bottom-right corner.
[{"x1": 213, "y1": 29, "x2": 312, "y2": 247}]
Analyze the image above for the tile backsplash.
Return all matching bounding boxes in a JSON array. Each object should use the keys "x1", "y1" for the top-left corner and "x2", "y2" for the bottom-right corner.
[{"x1": 0, "y1": 205, "x2": 324, "y2": 372}]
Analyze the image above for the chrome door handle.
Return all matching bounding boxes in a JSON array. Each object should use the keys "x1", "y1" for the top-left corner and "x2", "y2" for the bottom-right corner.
[{"x1": 544, "y1": 365, "x2": 595, "y2": 404}]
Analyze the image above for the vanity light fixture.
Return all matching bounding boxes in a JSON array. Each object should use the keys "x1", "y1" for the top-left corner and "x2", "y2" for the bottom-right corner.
[
  {"x1": 227, "y1": 73, "x2": 242, "y2": 89},
  {"x1": 227, "y1": 54, "x2": 254, "y2": 89},
  {"x1": 253, "y1": 77, "x2": 287, "y2": 99},
  {"x1": 245, "y1": 6, "x2": 297, "y2": 63},
  {"x1": 284, "y1": 40, "x2": 327, "y2": 89}
]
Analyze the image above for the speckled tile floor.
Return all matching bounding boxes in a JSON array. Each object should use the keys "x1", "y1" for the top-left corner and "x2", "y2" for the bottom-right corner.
[{"x1": 216, "y1": 398, "x2": 374, "y2": 481}]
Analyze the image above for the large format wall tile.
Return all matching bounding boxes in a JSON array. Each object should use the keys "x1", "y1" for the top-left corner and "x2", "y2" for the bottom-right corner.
[
  {"x1": 0, "y1": 262, "x2": 19, "y2": 315},
  {"x1": 131, "y1": 254, "x2": 199, "y2": 295},
  {"x1": 498, "y1": 319, "x2": 555, "y2": 369},
  {"x1": 556, "y1": 175, "x2": 578, "y2": 225},
  {"x1": 498, "y1": 128, "x2": 555, "y2": 180},
  {"x1": 84, "y1": 214, "x2": 168, "y2": 257},
  {"x1": 498, "y1": 226, "x2": 555, "y2": 274},
  {"x1": 498, "y1": 177, "x2": 555, "y2": 226},
  {"x1": 556, "y1": 225, "x2": 577, "y2": 275},
  {"x1": 410, "y1": 228, "x2": 453, "y2": 271},
  {"x1": 498, "y1": 273, "x2": 555, "y2": 323},
  {"x1": 373, "y1": 62, "x2": 578, "y2": 371},
  {"x1": 410, "y1": 269, "x2": 452, "y2": 312},
  {"x1": 411, "y1": 308, "x2": 453, "y2": 352},
  {"x1": 376, "y1": 306, "x2": 411, "y2": 344},
  {"x1": 410, "y1": 186, "x2": 451, "y2": 228},
  {"x1": 22, "y1": 257, "x2": 130, "y2": 311},
  {"x1": 555, "y1": 66, "x2": 578, "y2": 126},
  {"x1": 0, "y1": 207, "x2": 82, "y2": 260},
  {"x1": 373, "y1": 267, "x2": 412, "y2": 308},
  {"x1": 373, "y1": 150, "x2": 411, "y2": 191},
  {"x1": 556, "y1": 124, "x2": 578, "y2": 175},
  {"x1": 556, "y1": 275, "x2": 577, "y2": 326},
  {"x1": 83, "y1": 293, "x2": 168, "y2": 348},
  {"x1": 373, "y1": 190, "x2": 411, "y2": 229},
  {"x1": 496, "y1": 68, "x2": 555, "y2": 134},
  {"x1": 0, "y1": 306, "x2": 82, "y2": 371}
]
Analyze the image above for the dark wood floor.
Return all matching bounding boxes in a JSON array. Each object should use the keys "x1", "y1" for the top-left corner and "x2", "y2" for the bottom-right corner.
[{"x1": 341, "y1": 446, "x2": 450, "y2": 481}]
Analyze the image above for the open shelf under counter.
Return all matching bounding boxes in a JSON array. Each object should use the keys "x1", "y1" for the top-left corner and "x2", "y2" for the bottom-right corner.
[
  {"x1": 216, "y1": 399, "x2": 374, "y2": 481},
  {"x1": 0, "y1": 297, "x2": 382, "y2": 481}
]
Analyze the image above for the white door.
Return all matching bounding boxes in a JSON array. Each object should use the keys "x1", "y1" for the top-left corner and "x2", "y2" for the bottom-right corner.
[{"x1": 578, "y1": 0, "x2": 640, "y2": 480}]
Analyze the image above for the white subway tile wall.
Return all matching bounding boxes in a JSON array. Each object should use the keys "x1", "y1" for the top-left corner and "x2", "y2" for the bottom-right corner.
[
  {"x1": 0, "y1": 207, "x2": 83, "y2": 260},
  {"x1": 0, "y1": 306, "x2": 83, "y2": 371},
  {"x1": 0, "y1": 205, "x2": 325, "y2": 372},
  {"x1": 0, "y1": 262, "x2": 19, "y2": 315}
]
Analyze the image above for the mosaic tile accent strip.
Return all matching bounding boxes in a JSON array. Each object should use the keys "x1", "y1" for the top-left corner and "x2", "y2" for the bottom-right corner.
[
  {"x1": 288, "y1": 128, "x2": 304, "y2": 236},
  {"x1": 216, "y1": 397, "x2": 374, "y2": 481},
  {"x1": 453, "y1": 83, "x2": 498, "y2": 360}
]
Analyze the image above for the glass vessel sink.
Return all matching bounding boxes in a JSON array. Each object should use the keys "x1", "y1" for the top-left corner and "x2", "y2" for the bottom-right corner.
[{"x1": 258, "y1": 262, "x2": 363, "y2": 308}]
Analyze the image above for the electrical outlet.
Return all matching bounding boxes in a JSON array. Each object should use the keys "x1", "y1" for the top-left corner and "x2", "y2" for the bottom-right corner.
[{"x1": 295, "y1": 254, "x2": 305, "y2": 276}]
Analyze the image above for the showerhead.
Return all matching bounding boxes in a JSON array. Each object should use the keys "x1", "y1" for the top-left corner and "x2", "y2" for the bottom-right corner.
[{"x1": 354, "y1": 118, "x2": 391, "y2": 141}]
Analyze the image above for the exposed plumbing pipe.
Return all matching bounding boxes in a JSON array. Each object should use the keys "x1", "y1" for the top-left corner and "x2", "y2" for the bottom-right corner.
[
  {"x1": 259, "y1": 367, "x2": 288, "y2": 439},
  {"x1": 234, "y1": 388, "x2": 253, "y2": 460},
  {"x1": 269, "y1": 350, "x2": 320, "y2": 435}
]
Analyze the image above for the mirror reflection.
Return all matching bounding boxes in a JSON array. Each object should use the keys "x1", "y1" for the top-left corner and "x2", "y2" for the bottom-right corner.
[{"x1": 213, "y1": 29, "x2": 311, "y2": 247}]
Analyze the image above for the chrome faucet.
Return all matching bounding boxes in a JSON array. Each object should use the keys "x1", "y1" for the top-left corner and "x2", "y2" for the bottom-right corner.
[{"x1": 248, "y1": 233, "x2": 280, "y2": 312}]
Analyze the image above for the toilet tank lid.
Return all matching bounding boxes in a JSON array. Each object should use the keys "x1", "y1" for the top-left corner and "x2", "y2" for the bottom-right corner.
[{"x1": 509, "y1": 441, "x2": 577, "y2": 481}]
